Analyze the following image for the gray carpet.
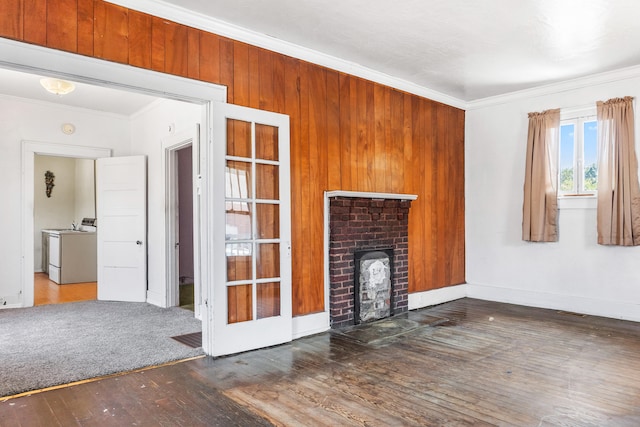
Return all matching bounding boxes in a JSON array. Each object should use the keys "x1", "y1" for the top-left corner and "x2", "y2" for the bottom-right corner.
[{"x1": 0, "y1": 301, "x2": 204, "y2": 397}]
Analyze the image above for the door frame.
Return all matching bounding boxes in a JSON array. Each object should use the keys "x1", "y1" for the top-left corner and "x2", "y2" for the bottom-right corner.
[
  {"x1": 22, "y1": 143, "x2": 111, "y2": 307},
  {"x1": 163, "y1": 128, "x2": 202, "y2": 319},
  {"x1": 6, "y1": 37, "x2": 225, "y2": 355}
]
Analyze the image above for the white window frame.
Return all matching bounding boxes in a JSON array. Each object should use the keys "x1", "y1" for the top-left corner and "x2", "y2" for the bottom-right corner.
[{"x1": 559, "y1": 107, "x2": 597, "y2": 198}]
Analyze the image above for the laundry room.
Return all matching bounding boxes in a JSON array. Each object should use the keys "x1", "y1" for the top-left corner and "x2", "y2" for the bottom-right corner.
[{"x1": 34, "y1": 154, "x2": 97, "y2": 282}]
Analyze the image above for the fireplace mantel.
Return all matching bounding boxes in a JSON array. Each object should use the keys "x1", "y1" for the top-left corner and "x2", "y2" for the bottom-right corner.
[{"x1": 325, "y1": 190, "x2": 417, "y2": 201}]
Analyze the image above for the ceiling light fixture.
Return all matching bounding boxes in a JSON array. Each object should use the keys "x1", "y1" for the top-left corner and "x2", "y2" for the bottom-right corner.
[{"x1": 40, "y1": 77, "x2": 76, "y2": 96}]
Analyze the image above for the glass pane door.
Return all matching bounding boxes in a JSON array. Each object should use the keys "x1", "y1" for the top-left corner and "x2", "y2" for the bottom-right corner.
[
  {"x1": 225, "y1": 119, "x2": 282, "y2": 323},
  {"x1": 211, "y1": 103, "x2": 291, "y2": 357}
]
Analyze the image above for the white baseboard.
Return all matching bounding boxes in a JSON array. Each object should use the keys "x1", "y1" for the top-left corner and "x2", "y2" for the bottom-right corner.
[
  {"x1": 146, "y1": 290, "x2": 166, "y2": 308},
  {"x1": 467, "y1": 283, "x2": 640, "y2": 323},
  {"x1": 408, "y1": 284, "x2": 467, "y2": 310},
  {"x1": 292, "y1": 311, "x2": 330, "y2": 339},
  {"x1": 0, "y1": 303, "x2": 22, "y2": 310}
]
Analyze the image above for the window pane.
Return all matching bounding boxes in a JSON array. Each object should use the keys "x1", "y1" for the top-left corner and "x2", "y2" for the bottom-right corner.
[
  {"x1": 256, "y1": 243, "x2": 280, "y2": 279},
  {"x1": 226, "y1": 204, "x2": 252, "y2": 241},
  {"x1": 256, "y1": 203, "x2": 279, "y2": 239},
  {"x1": 559, "y1": 124, "x2": 575, "y2": 192},
  {"x1": 255, "y1": 123, "x2": 278, "y2": 161},
  {"x1": 257, "y1": 282, "x2": 280, "y2": 319},
  {"x1": 225, "y1": 161, "x2": 252, "y2": 199},
  {"x1": 226, "y1": 246, "x2": 252, "y2": 282},
  {"x1": 226, "y1": 119, "x2": 252, "y2": 158},
  {"x1": 227, "y1": 284, "x2": 252, "y2": 324},
  {"x1": 256, "y1": 164, "x2": 279, "y2": 200},
  {"x1": 583, "y1": 121, "x2": 598, "y2": 191}
]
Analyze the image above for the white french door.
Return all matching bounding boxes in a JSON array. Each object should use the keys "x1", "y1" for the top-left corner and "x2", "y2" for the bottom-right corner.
[{"x1": 209, "y1": 103, "x2": 291, "y2": 357}]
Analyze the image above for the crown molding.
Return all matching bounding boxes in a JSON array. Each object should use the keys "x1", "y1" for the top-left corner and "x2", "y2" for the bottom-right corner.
[
  {"x1": 467, "y1": 64, "x2": 640, "y2": 110},
  {"x1": 106, "y1": 0, "x2": 467, "y2": 110}
]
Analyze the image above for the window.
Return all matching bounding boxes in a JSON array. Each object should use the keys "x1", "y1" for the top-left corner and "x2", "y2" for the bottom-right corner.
[{"x1": 559, "y1": 113, "x2": 598, "y2": 195}]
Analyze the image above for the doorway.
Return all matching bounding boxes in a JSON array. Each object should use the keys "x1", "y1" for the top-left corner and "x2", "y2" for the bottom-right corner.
[
  {"x1": 34, "y1": 154, "x2": 97, "y2": 306},
  {"x1": 176, "y1": 145, "x2": 195, "y2": 311},
  {"x1": 164, "y1": 128, "x2": 201, "y2": 318}
]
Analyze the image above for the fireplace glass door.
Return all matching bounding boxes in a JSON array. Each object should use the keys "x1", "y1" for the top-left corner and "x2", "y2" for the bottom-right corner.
[{"x1": 211, "y1": 103, "x2": 291, "y2": 357}]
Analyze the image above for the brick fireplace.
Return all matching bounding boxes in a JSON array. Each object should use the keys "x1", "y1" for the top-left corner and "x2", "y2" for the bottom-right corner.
[{"x1": 326, "y1": 191, "x2": 416, "y2": 328}]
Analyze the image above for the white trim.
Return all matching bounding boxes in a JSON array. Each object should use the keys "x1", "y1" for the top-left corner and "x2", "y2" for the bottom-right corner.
[
  {"x1": 467, "y1": 282, "x2": 640, "y2": 323},
  {"x1": 0, "y1": 37, "x2": 226, "y2": 104},
  {"x1": 326, "y1": 190, "x2": 418, "y2": 201},
  {"x1": 146, "y1": 289, "x2": 165, "y2": 307},
  {"x1": 323, "y1": 192, "x2": 331, "y2": 328},
  {"x1": 293, "y1": 312, "x2": 330, "y2": 339},
  {"x1": 22, "y1": 142, "x2": 112, "y2": 307},
  {"x1": 162, "y1": 131, "x2": 193, "y2": 309},
  {"x1": 467, "y1": 63, "x2": 640, "y2": 110},
  {"x1": 408, "y1": 285, "x2": 467, "y2": 310},
  {"x1": 558, "y1": 196, "x2": 597, "y2": 210},
  {"x1": 105, "y1": 0, "x2": 466, "y2": 110}
]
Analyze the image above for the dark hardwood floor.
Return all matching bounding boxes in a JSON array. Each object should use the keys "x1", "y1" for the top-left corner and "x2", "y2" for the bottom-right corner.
[{"x1": 3, "y1": 298, "x2": 640, "y2": 426}]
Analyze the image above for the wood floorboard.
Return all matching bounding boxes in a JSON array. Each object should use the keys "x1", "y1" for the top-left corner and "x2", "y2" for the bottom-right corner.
[
  {"x1": 34, "y1": 273, "x2": 96, "y2": 305},
  {"x1": 3, "y1": 298, "x2": 640, "y2": 426}
]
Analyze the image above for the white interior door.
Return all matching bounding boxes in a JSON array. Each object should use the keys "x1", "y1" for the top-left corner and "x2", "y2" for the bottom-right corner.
[
  {"x1": 209, "y1": 103, "x2": 291, "y2": 357},
  {"x1": 96, "y1": 156, "x2": 147, "y2": 302}
]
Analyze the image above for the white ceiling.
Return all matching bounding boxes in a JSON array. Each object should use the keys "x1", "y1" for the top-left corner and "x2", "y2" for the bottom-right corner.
[
  {"x1": 152, "y1": 0, "x2": 640, "y2": 102},
  {"x1": 4, "y1": 1, "x2": 640, "y2": 110},
  {"x1": 0, "y1": 67, "x2": 158, "y2": 116}
]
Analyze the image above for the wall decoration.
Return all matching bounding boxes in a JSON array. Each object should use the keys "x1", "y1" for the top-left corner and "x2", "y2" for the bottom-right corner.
[{"x1": 45, "y1": 170, "x2": 55, "y2": 198}]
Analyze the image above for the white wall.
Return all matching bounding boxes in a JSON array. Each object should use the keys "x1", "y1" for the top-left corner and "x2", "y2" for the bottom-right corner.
[
  {"x1": 466, "y1": 74, "x2": 640, "y2": 321},
  {"x1": 34, "y1": 155, "x2": 77, "y2": 272},
  {"x1": 129, "y1": 99, "x2": 202, "y2": 307},
  {"x1": 0, "y1": 95, "x2": 130, "y2": 306},
  {"x1": 74, "y1": 158, "x2": 96, "y2": 221}
]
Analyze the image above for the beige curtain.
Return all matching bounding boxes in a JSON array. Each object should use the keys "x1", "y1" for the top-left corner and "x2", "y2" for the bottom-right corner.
[
  {"x1": 522, "y1": 109, "x2": 560, "y2": 242},
  {"x1": 596, "y1": 96, "x2": 640, "y2": 246}
]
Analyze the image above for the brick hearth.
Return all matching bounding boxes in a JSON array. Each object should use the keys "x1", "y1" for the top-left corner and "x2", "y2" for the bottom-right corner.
[{"x1": 328, "y1": 196, "x2": 413, "y2": 328}]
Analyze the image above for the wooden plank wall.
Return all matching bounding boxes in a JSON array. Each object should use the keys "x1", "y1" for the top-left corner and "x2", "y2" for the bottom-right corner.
[{"x1": 0, "y1": 0, "x2": 465, "y2": 316}]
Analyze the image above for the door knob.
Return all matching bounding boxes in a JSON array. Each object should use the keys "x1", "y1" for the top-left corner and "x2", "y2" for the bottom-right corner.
[{"x1": 136, "y1": 240, "x2": 143, "y2": 245}]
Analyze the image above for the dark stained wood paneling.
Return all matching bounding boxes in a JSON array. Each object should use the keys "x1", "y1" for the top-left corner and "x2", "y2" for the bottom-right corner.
[
  {"x1": 198, "y1": 31, "x2": 220, "y2": 83},
  {"x1": 187, "y1": 27, "x2": 200, "y2": 80},
  {"x1": 272, "y1": 53, "x2": 286, "y2": 114},
  {"x1": 338, "y1": 74, "x2": 353, "y2": 191},
  {"x1": 0, "y1": 0, "x2": 23, "y2": 39},
  {"x1": 150, "y1": 16, "x2": 165, "y2": 72},
  {"x1": 307, "y1": 63, "x2": 327, "y2": 314},
  {"x1": 297, "y1": 61, "x2": 313, "y2": 314},
  {"x1": 247, "y1": 46, "x2": 260, "y2": 109},
  {"x1": 283, "y1": 57, "x2": 304, "y2": 316},
  {"x1": 93, "y1": 1, "x2": 128, "y2": 64},
  {"x1": 47, "y1": 0, "x2": 77, "y2": 52},
  {"x1": 0, "y1": 3, "x2": 466, "y2": 315},
  {"x1": 23, "y1": 0, "x2": 46, "y2": 45},
  {"x1": 76, "y1": 0, "x2": 93, "y2": 56},
  {"x1": 257, "y1": 48, "x2": 273, "y2": 111},
  {"x1": 218, "y1": 37, "x2": 234, "y2": 102},
  {"x1": 326, "y1": 70, "x2": 341, "y2": 191},
  {"x1": 128, "y1": 10, "x2": 152, "y2": 69},
  {"x1": 164, "y1": 21, "x2": 188, "y2": 77}
]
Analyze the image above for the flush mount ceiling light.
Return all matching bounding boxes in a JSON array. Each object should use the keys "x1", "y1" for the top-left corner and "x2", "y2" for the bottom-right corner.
[{"x1": 40, "y1": 77, "x2": 76, "y2": 96}]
